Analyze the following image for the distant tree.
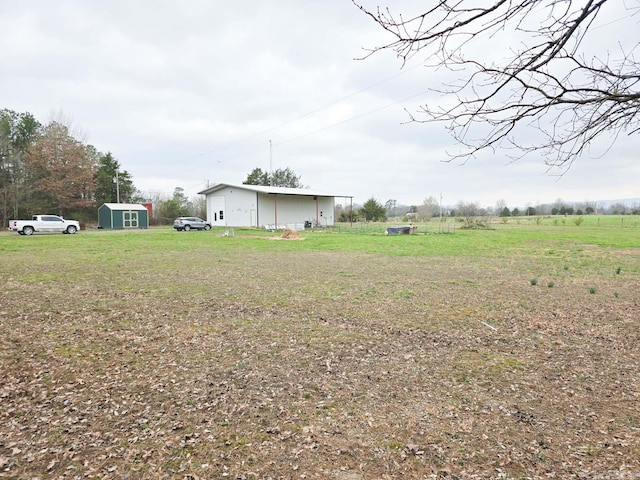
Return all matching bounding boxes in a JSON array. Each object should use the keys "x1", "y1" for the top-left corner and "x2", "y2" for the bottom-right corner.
[
  {"x1": 536, "y1": 203, "x2": 551, "y2": 215},
  {"x1": 192, "y1": 194, "x2": 206, "y2": 219},
  {"x1": 243, "y1": 167, "x2": 270, "y2": 186},
  {"x1": 457, "y1": 201, "x2": 480, "y2": 228},
  {"x1": 24, "y1": 121, "x2": 95, "y2": 216},
  {"x1": 559, "y1": 205, "x2": 569, "y2": 215},
  {"x1": 336, "y1": 203, "x2": 356, "y2": 223},
  {"x1": 155, "y1": 187, "x2": 191, "y2": 224},
  {"x1": 0, "y1": 109, "x2": 41, "y2": 223},
  {"x1": 608, "y1": 203, "x2": 627, "y2": 215},
  {"x1": 172, "y1": 187, "x2": 189, "y2": 210},
  {"x1": 417, "y1": 196, "x2": 439, "y2": 220},
  {"x1": 385, "y1": 199, "x2": 397, "y2": 217},
  {"x1": 338, "y1": 211, "x2": 352, "y2": 222},
  {"x1": 94, "y1": 152, "x2": 137, "y2": 205},
  {"x1": 271, "y1": 167, "x2": 304, "y2": 188},
  {"x1": 525, "y1": 206, "x2": 537, "y2": 216},
  {"x1": 360, "y1": 197, "x2": 387, "y2": 221},
  {"x1": 583, "y1": 201, "x2": 597, "y2": 215},
  {"x1": 243, "y1": 166, "x2": 304, "y2": 188},
  {"x1": 553, "y1": 198, "x2": 568, "y2": 215},
  {"x1": 512, "y1": 207, "x2": 521, "y2": 217},
  {"x1": 500, "y1": 207, "x2": 511, "y2": 217}
]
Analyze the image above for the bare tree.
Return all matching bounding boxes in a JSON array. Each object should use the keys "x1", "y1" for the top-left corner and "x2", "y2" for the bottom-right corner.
[
  {"x1": 418, "y1": 195, "x2": 439, "y2": 220},
  {"x1": 355, "y1": 1, "x2": 640, "y2": 169},
  {"x1": 456, "y1": 201, "x2": 480, "y2": 228},
  {"x1": 24, "y1": 121, "x2": 95, "y2": 215}
]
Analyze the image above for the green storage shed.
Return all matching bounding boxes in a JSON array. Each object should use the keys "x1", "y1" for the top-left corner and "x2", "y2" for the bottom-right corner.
[{"x1": 98, "y1": 203, "x2": 150, "y2": 229}]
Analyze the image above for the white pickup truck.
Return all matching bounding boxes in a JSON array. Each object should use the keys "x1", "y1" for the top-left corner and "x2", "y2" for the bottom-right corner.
[{"x1": 8, "y1": 215, "x2": 80, "y2": 235}]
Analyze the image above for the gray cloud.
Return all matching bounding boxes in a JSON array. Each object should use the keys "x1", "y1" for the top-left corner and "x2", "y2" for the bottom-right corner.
[{"x1": 1, "y1": 1, "x2": 637, "y2": 208}]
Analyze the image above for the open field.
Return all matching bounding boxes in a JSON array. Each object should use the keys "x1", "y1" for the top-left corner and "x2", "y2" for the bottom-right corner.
[{"x1": 1, "y1": 223, "x2": 639, "y2": 479}]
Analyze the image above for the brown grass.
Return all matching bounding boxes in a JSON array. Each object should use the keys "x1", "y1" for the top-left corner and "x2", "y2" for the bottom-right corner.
[
  {"x1": 281, "y1": 228, "x2": 301, "y2": 239},
  {"x1": 1, "y1": 245, "x2": 639, "y2": 479}
]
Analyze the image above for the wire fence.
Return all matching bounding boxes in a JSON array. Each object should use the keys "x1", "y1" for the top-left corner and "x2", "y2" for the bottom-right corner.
[
  {"x1": 329, "y1": 221, "x2": 457, "y2": 235},
  {"x1": 328, "y1": 215, "x2": 639, "y2": 234}
]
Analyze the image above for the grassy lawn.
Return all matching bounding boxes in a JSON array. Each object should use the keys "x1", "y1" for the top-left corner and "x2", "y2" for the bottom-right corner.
[{"x1": 1, "y1": 221, "x2": 639, "y2": 479}]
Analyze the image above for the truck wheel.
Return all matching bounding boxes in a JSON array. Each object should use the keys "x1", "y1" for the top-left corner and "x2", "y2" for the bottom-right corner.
[
  {"x1": 184, "y1": 225, "x2": 191, "y2": 231},
  {"x1": 23, "y1": 226, "x2": 34, "y2": 236},
  {"x1": 67, "y1": 225, "x2": 77, "y2": 234}
]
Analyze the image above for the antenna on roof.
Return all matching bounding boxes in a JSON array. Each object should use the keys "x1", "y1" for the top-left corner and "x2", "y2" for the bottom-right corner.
[{"x1": 269, "y1": 140, "x2": 273, "y2": 186}]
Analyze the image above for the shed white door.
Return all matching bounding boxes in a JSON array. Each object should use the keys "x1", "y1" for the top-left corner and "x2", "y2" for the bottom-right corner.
[
  {"x1": 123, "y1": 211, "x2": 138, "y2": 228},
  {"x1": 208, "y1": 196, "x2": 226, "y2": 226}
]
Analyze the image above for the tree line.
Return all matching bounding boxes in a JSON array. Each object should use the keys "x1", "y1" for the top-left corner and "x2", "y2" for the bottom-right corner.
[
  {"x1": 0, "y1": 109, "x2": 138, "y2": 225},
  {"x1": 336, "y1": 196, "x2": 640, "y2": 224},
  {"x1": 0, "y1": 108, "x2": 211, "y2": 226}
]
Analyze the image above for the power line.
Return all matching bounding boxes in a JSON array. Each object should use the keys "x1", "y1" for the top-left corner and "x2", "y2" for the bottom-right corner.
[
  {"x1": 201, "y1": 89, "x2": 430, "y2": 166},
  {"x1": 189, "y1": 64, "x2": 423, "y2": 161}
]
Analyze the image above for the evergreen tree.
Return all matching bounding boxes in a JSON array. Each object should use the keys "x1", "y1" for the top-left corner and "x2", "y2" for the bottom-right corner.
[
  {"x1": 360, "y1": 198, "x2": 387, "y2": 221},
  {"x1": 94, "y1": 152, "x2": 136, "y2": 204},
  {"x1": 0, "y1": 109, "x2": 41, "y2": 223}
]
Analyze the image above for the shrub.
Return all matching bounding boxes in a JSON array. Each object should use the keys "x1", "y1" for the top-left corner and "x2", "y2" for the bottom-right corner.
[
  {"x1": 589, "y1": 287, "x2": 597, "y2": 294},
  {"x1": 574, "y1": 216, "x2": 584, "y2": 226},
  {"x1": 530, "y1": 278, "x2": 538, "y2": 286}
]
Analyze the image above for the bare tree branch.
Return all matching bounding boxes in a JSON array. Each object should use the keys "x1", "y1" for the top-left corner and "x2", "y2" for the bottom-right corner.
[{"x1": 355, "y1": 0, "x2": 640, "y2": 168}]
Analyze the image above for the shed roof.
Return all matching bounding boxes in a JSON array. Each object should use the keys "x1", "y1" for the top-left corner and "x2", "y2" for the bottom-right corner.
[
  {"x1": 100, "y1": 203, "x2": 149, "y2": 211},
  {"x1": 198, "y1": 183, "x2": 352, "y2": 198}
]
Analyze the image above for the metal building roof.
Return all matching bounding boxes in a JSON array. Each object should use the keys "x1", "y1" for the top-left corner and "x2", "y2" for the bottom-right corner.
[
  {"x1": 100, "y1": 203, "x2": 149, "y2": 210},
  {"x1": 198, "y1": 183, "x2": 352, "y2": 198}
]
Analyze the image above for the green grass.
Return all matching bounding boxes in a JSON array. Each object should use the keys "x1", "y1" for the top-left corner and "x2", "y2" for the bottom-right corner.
[
  {"x1": 2, "y1": 220, "x2": 638, "y2": 260},
  {"x1": 2, "y1": 223, "x2": 637, "y2": 303}
]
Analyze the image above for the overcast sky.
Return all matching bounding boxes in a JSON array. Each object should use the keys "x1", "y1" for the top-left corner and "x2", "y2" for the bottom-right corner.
[{"x1": 2, "y1": 0, "x2": 638, "y2": 208}]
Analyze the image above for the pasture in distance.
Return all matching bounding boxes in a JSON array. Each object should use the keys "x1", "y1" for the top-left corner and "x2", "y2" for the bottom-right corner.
[{"x1": 1, "y1": 220, "x2": 639, "y2": 479}]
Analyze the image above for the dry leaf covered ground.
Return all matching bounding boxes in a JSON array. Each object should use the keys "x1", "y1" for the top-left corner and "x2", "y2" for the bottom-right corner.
[{"x1": 1, "y1": 227, "x2": 639, "y2": 479}]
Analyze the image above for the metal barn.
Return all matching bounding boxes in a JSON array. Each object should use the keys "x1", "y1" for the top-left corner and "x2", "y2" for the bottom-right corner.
[
  {"x1": 98, "y1": 203, "x2": 150, "y2": 229},
  {"x1": 198, "y1": 183, "x2": 352, "y2": 229}
]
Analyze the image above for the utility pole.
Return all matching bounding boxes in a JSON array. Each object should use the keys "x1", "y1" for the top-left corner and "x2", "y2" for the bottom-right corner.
[
  {"x1": 114, "y1": 171, "x2": 120, "y2": 203},
  {"x1": 269, "y1": 140, "x2": 273, "y2": 186},
  {"x1": 439, "y1": 193, "x2": 443, "y2": 233}
]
